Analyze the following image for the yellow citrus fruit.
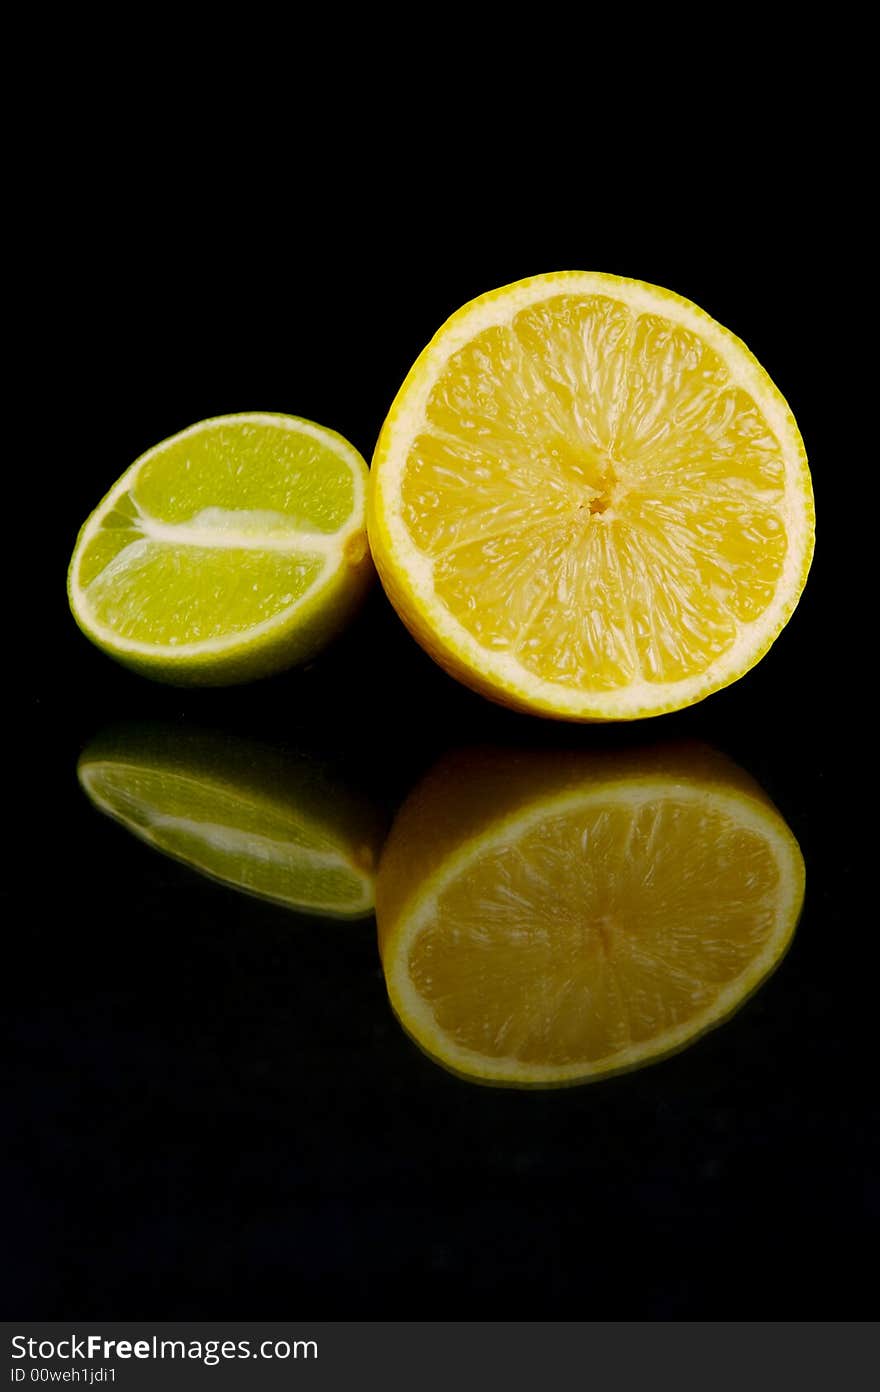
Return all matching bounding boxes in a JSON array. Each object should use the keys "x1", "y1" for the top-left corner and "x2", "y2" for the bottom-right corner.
[
  {"x1": 79, "y1": 725, "x2": 385, "y2": 919},
  {"x1": 368, "y1": 273, "x2": 814, "y2": 720},
  {"x1": 69, "y1": 412, "x2": 373, "y2": 685},
  {"x1": 376, "y1": 746, "x2": 804, "y2": 1086}
]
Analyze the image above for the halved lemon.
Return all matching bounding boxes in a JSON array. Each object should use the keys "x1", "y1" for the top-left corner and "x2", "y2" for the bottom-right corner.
[
  {"x1": 368, "y1": 273, "x2": 814, "y2": 719},
  {"x1": 376, "y1": 746, "x2": 804, "y2": 1085},
  {"x1": 79, "y1": 725, "x2": 385, "y2": 918},
  {"x1": 69, "y1": 412, "x2": 373, "y2": 684}
]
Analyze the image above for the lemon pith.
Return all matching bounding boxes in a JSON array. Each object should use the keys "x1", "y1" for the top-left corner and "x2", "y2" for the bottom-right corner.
[
  {"x1": 376, "y1": 748, "x2": 804, "y2": 1086},
  {"x1": 69, "y1": 412, "x2": 373, "y2": 685},
  {"x1": 369, "y1": 273, "x2": 814, "y2": 720}
]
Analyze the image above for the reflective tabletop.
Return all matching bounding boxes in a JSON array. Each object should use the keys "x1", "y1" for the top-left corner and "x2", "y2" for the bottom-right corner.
[{"x1": 9, "y1": 589, "x2": 866, "y2": 1318}]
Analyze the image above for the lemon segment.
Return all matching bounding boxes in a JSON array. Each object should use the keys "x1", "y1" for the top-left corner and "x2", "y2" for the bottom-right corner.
[
  {"x1": 69, "y1": 413, "x2": 373, "y2": 685},
  {"x1": 369, "y1": 274, "x2": 814, "y2": 719},
  {"x1": 376, "y1": 748, "x2": 804, "y2": 1086}
]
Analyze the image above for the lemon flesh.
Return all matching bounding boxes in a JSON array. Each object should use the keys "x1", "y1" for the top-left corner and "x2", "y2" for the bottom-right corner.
[
  {"x1": 377, "y1": 748, "x2": 804, "y2": 1086},
  {"x1": 369, "y1": 274, "x2": 814, "y2": 719},
  {"x1": 79, "y1": 728, "x2": 384, "y2": 919},
  {"x1": 69, "y1": 413, "x2": 373, "y2": 684}
]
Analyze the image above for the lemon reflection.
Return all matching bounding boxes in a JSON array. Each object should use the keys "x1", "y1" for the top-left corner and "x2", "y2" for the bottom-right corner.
[
  {"x1": 376, "y1": 745, "x2": 804, "y2": 1086},
  {"x1": 79, "y1": 725, "x2": 385, "y2": 918}
]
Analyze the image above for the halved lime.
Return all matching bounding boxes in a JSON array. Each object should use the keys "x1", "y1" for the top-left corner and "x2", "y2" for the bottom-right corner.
[
  {"x1": 68, "y1": 413, "x2": 373, "y2": 684},
  {"x1": 78, "y1": 726, "x2": 385, "y2": 919}
]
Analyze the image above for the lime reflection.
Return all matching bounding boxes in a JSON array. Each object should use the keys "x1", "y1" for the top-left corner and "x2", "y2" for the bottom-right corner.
[
  {"x1": 376, "y1": 744, "x2": 805, "y2": 1087},
  {"x1": 78, "y1": 724, "x2": 385, "y2": 919}
]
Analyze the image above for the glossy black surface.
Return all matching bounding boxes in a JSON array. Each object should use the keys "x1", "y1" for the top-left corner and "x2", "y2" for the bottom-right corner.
[{"x1": 11, "y1": 214, "x2": 868, "y2": 1319}]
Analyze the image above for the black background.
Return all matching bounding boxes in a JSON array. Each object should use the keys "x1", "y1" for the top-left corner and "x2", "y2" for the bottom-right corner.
[{"x1": 9, "y1": 129, "x2": 869, "y2": 1322}]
